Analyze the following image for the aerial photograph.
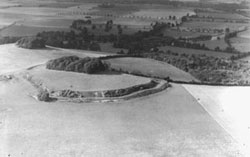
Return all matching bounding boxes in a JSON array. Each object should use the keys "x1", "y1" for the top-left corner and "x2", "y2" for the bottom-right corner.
[{"x1": 0, "y1": 0, "x2": 250, "y2": 156}]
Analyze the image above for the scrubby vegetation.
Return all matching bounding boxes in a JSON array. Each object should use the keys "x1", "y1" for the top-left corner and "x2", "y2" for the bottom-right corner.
[
  {"x1": 16, "y1": 37, "x2": 45, "y2": 49},
  {"x1": 37, "y1": 89, "x2": 50, "y2": 102},
  {"x1": 54, "y1": 79, "x2": 160, "y2": 98},
  {"x1": 139, "y1": 50, "x2": 250, "y2": 85},
  {"x1": 46, "y1": 56, "x2": 109, "y2": 74}
]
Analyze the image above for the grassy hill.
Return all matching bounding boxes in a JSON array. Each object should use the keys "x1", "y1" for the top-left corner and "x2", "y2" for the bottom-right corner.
[{"x1": 106, "y1": 57, "x2": 198, "y2": 82}]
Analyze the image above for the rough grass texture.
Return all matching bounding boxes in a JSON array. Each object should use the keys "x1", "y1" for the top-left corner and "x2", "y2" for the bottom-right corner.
[
  {"x1": 53, "y1": 79, "x2": 159, "y2": 98},
  {"x1": 105, "y1": 57, "x2": 197, "y2": 82}
]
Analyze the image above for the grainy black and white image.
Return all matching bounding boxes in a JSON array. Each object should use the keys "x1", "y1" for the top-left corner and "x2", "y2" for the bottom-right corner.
[{"x1": 0, "y1": 0, "x2": 250, "y2": 156}]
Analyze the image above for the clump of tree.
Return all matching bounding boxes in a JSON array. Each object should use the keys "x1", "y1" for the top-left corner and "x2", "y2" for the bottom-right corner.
[
  {"x1": 37, "y1": 89, "x2": 50, "y2": 102},
  {"x1": 36, "y1": 31, "x2": 101, "y2": 51},
  {"x1": 16, "y1": 37, "x2": 45, "y2": 49},
  {"x1": 104, "y1": 20, "x2": 113, "y2": 32},
  {"x1": 46, "y1": 56, "x2": 109, "y2": 74},
  {"x1": 71, "y1": 19, "x2": 92, "y2": 29}
]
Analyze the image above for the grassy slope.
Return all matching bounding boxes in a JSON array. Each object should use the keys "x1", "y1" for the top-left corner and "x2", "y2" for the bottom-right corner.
[
  {"x1": 183, "y1": 84, "x2": 250, "y2": 156},
  {"x1": 0, "y1": 80, "x2": 243, "y2": 157},
  {"x1": 106, "y1": 57, "x2": 198, "y2": 82}
]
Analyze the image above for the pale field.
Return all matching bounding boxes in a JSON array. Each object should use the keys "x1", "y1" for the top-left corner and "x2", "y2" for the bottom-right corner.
[
  {"x1": 197, "y1": 39, "x2": 228, "y2": 50},
  {"x1": 238, "y1": 29, "x2": 250, "y2": 39},
  {"x1": 182, "y1": 21, "x2": 249, "y2": 31},
  {"x1": 0, "y1": 3, "x2": 96, "y2": 28},
  {"x1": 163, "y1": 29, "x2": 213, "y2": 38},
  {"x1": 158, "y1": 45, "x2": 233, "y2": 58},
  {"x1": 28, "y1": 65, "x2": 150, "y2": 91},
  {"x1": 106, "y1": 57, "x2": 197, "y2": 82},
  {"x1": 231, "y1": 37, "x2": 250, "y2": 53},
  {"x1": 0, "y1": 7, "x2": 65, "y2": 16},
  {"x1": 183, "y1": 84, "x2": 250, "y2": 156},
  {"x1": 197, "y1": 12, "x2": 249, "y2": 20},
  {"x1": 0, "y1": 25, "x2": 69, "y2": 37},
  {"x1": 0, "y1": 81, "x2": 244, "y2": 157},
  {"x1": 0, "y1": 44, "x2": 107, "y2": 74},
  {"x1": 131, "y1": 8, "x2": 195, "y2": 19},
  {"x1": 0, "y1": 13, "x2": 23, "y2": 26},
  {"x1": 112, "y1": 18, "x2": 153, "y2": 27},
  {"x1": 16, "y1": 18, "x2": 73, "y2": 28}
]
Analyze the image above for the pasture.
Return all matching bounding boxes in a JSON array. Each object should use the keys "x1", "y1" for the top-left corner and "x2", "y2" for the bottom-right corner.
[
  {"x1": 0, "y1": 25, "x2": 69, "y2": 37},
  {"x1": 182, "y1": 21, "x2": 249, "y2": 31},
  {"x1": 197, "y1": 39, "x2": 228, "y2": 50},
  {"x1": 231, "y1": 37, "x2": 250, "y2": 53},
  {"x1": 131, "y1": 8, "x2": 194, "y2": 20},
  {"x1": 163, "y1": 29, "x2": 213, "y2": 38},
  {"x1": 106, "y1": 57, "x2": 197, "y2": 82},
  {"x1": 27, "y1": 65, "x2": 150, "y2": 91},
  {"x1": 197, "y1": 12, "x2": 249, "y2": 20}
]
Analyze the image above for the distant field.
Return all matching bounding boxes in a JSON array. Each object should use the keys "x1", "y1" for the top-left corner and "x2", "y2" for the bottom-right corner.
[
  {"x1": 197, "y1": 12, "x2": 249, "y2": 20},
  {"x1": 131, "y1": 8, "x2": 194, "y2": 20},
  {"x1": 163, "y1": 29, "x2": 213, "y2": 38},
  {"x1": 16, "y1": 18, "x2": 73, "y2": 28},
  {"x1": 158, "y1": 46, "x2": 233, "y2": 58},
  {"x1": 197, "y1": 39, "x2": 228, "y2": 50},
  {"x1": 99, "y1": 43, "x2": 128, "y2": 53},
  {"x1": 182, "y1": 21, "x2": 249, "y2": 31},
  {"x1": 0, "y1": 13, "x2": 23, "y2": 26},
  {"x1": 231, "y1": 37, "x2": 250, "y2": 53},
  {"x1": 28, "y1": 65, "x2": 150, "y2": 91},
  {"x1": 0, "y1": 7, "x2": 64, "y2": 16},
  {"x1": 0, "y1": 25, "x2": 69, "y2": 37},
  {"x1": 106, "y1": 57, "x2": 197, "y2": 82}
]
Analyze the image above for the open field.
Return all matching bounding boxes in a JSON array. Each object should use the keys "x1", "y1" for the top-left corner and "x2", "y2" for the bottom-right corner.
[
  {"x1": 163, "y1": 29, "x2": 213, "y2": 38},
  {"x1": 182, "y1": 21, "x2": 249, "y2": 31},
  {"x1": 130, "y1": 8, "x2": 194, "y2": 20},
  {"x1": 99, "y1": 43, "x2": 128, "y2": 53},
  {"x1": 0, "y1": 44, "x2": 107, "y2": 74},
  {"x1": 158, "y1": 45, "x2": 233, "y2": 58},
  {"x1": 27, "y1": 65, "x2": 150, "y2": 91},
  {"x1": 197, "y1": 12, "x2": 249, "y2": 20},
  {"x1": 231, "y1": 37, "x2": 250, "y2": 53},
  {"x1": 0, "y1": 25, "x2": 69, "y2": 37},
  {"x1": 238, "y1": 29, "x2": 250, "y2": 39},
  {"x1": 16, "y1": 18, "x2": 74, "y2": 28},
  {"x1": 0, "y1": 1, "x2": 249, "y2": 156},
  {"x1": 197, "y1": 39, "x2": 228, "y2": 50},
  {"x1": 106, "y1": 57, "x2": 197, "y2": 82},
  {"x1": 0, "y1": 80, "x2": 244, "y2": 156},
  {"x1": 184, "y1": 84, "x2": 250, "y2": 155}
]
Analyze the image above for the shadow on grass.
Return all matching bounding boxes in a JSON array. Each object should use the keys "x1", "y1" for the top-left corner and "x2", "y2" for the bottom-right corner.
[
  {"x1": 47, "y1": 97, "x2": 58, "y2": 102},
  {"x1": 95, "y1": 70, "x2": 122, "y2": 75}
]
